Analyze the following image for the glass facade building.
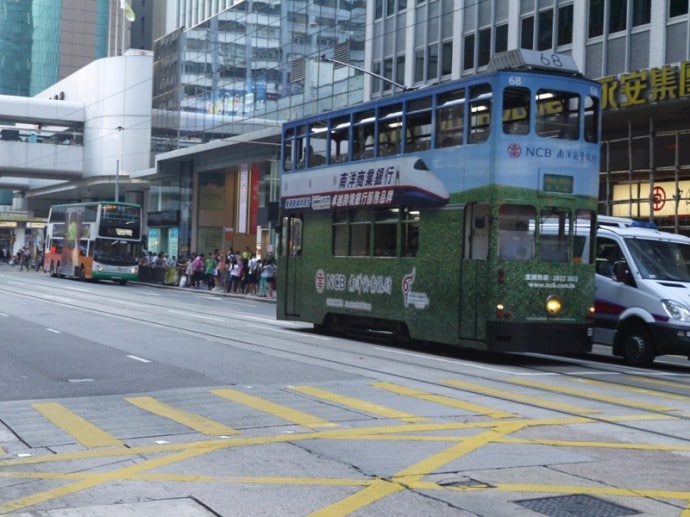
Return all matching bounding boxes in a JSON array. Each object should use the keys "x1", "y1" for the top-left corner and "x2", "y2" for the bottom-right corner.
[
  {"x1": 148, "y1": 0, "x2": 366, "y2": 257},
  {"x1": 0, "y1": 0, "x2": 111, "y2": 97}
]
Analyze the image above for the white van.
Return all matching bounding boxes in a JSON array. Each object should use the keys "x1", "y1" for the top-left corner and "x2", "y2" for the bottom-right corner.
[{"x1": 594, "y1": 216, "x2": 690, "y2": 366}]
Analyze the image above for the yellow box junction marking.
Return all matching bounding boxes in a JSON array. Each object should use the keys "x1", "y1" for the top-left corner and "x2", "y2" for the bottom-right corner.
[
  {"x1": 629, "y1": 375, "x2": 690, "y2": 390},
  {"x1": 1, "y1": 414, "x2": 690, "y2": 515},
  {"x1": 126, "y1": 396, "x2": 239, "y2": 436},
  {"x1": 570, "y1": 377, "x2": 690, "y2": 401},
  {"x1": 508, "y1": 378, "x2": 678, "y2": 412},
  {"x1": 371, "y1": 381, "x2": 517, "y2": 419},
  {"x1": 441, "y1": 379, "x2": 599, "y2": 414},
  {"x1": 31, "y1": 402, "x2": 122, "y2": 448},
  {"x1": 291, "y1": 385, "x2": 428, "y2": 423},
  {"x1": 211, "y1": 388, "x2": 338, "y2": 429}
]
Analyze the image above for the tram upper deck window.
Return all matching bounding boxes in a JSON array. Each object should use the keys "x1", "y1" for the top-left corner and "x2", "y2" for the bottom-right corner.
[
  {"x1": 306, "y1": 123, "x2": 327, "y2": 167},
  {"x1": 436, "y1": 88, "x2": 465, "y2": 148},
  {"x1": 584, "y1": 95, "x2": 599, "y2": 143},
  {"x1": 330, "y1": 115, "x2": 351, "y2": 163},
  {"x1": 377, "y1": 103, "x2": 402, "y2": 157},
  {"x1": 468, "y1": 84, "x2": 492, "y2": 144},
  {"x1": 405, "y1": 97, "x2": 432, "y2": 152},
  {"x1": 283, "y1": 127, "x2": 296, "y2": 171},
  {"x1": 354, "y1": 109, "x2": 375, "y2": 160},
  {"x1": 536, "y1": 90, "x2": 579, "y2": 140},
  {"x1": 502, "y1": 87, "x2": 530, "y2": 135}
]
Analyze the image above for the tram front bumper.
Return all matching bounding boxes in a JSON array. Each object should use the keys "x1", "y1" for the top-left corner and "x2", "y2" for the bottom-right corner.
[{"x1": 485, "y1": 321, "x2": 593, "y2": 355}]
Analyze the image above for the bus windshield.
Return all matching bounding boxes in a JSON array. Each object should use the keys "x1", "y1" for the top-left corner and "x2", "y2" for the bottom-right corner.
[{"x1": 93, "y1": 238, "x2": 141, "y2": 266}]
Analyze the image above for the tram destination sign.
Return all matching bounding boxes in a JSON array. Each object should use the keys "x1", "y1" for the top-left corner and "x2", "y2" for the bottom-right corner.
[{"x1": 542, "y1": 173, "x2": 574, "y2": 194}]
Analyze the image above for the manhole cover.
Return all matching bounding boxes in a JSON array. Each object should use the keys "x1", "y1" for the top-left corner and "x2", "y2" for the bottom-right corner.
[{"x1": 515, "y1": 494, "x2": 640, "y2": 517}]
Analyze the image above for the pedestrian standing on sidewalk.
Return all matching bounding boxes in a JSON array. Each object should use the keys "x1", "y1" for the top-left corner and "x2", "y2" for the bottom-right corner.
[{"x1": 192, "y1": 253, "x2": 205, "y2": 289}]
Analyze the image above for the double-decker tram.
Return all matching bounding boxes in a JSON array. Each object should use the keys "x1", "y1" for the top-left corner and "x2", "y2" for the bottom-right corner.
[
  {"x1": 44, "y1": 201, "x2": 142, "y2": 284},
  {"x1": 276, "y1": 50, "x2": 601, "y2": 355}
]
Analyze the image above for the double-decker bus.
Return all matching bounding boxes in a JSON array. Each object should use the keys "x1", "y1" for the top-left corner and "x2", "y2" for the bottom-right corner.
[
  {"x1": 276, "y1": 50, "x2": 601, "y2": 355},
  {"x1": 44, "y1": 201, "x2": 142, "y2": 284}
]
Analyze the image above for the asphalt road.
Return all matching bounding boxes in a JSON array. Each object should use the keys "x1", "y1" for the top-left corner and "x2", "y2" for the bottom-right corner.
[{"x1": 2, "y1": 266, "x2": 690, "y2": 516}]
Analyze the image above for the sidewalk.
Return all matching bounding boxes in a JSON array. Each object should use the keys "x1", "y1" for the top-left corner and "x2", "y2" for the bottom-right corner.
[
  {"x1": 1, "y1": 263, "x2": 277, "y2": 303},
  {"x1": 137, "y1": 279, "x2": 277, "y2": 303}
]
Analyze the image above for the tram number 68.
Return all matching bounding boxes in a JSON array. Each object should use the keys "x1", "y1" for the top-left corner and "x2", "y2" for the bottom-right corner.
[{"x1": 540, "y1": 52, "x2": 564, "y2": 68}]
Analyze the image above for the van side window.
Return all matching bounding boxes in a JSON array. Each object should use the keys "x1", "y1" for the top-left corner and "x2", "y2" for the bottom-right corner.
[{"x1": 595, "y1": 238, "x2": 622, "y2": 278}]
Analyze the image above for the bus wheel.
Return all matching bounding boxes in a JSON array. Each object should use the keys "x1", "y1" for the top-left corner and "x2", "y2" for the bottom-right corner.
[
  {"x1": 79, "y1": 265, "x2": 86, "y2": 280},
  {"x1": 622, "y1": 325, "x2": 655, "y2": 367},
  {"x1": 119, "y1": 280, "x2": 127, "y2": 285}
]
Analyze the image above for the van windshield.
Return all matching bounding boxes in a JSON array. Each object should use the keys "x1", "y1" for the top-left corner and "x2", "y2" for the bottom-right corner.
[{"x1": 625, "y1": 238, "x2": 690, "y2": 281}]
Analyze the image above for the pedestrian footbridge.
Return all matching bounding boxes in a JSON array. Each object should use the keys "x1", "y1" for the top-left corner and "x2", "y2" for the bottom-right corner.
[{"x1": 0, "y1": 94, "x2": 85, "y2": 190}]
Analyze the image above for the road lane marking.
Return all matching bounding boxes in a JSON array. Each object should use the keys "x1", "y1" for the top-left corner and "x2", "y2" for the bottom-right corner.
[
  {"x1": 126, "y1": 396, "x2": 238, "y2": 436},
  {"x1": 31, "y1": 403, "x2": 122, "y2": 448},
  {"x1": 374, "y1": 347, "x2": 559, "y2": 375},
  {"x1": 126, "y1": 354, "x2": 151, "y2": 363},
  {"x1": 46, "y1": 328, "x2": 60, "y2": 334},
  {"x1": 508, "y1": 378, "x2": 678, "y2": 412},
  {"x1": 166, "y1": 309, "x2": 224, "y2": 321},
  {"x1": 371, "y1": 381, "x2": 517, "y2": 419},
  {"x1": 211, "y1": 388, "x2": 338, "y2": 429},
  {"x1": 290, "y1": 385, "x2": 428, "y2": 423},
  {"x1": 442, "y1": 379, "x2": 599, "y2": 414}
]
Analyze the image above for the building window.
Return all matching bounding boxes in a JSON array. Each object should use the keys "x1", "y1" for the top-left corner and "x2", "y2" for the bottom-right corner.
[
  {"x1": 373, "y1": 61, "x2": 382, "y2": 94},
  {"x1": 478, "y1": 28, "x2": 491, "y2": 66},
  {"x1": 415, "y1": 49, "x2": 424, "y2": 82},
  {"x1": 464, "y1": 34, "x2": 475, "y2": 70},
  {"x1": 383, "y1": 58, "x2": 393, "y2": 91},
  {"x1": 557, "y1": 4, "x2": 573, "y2": 46},
  {"x1": 538, "y1": 9, "x2": 554, "y2": 50},
  {"x1": 386, "y1": 0, "x2": 395, "y2": 16},
  {"x1": 375, "y1": 0, "x2": 383, "y2": 19},
  {"x1": 589, "y1": 0, "x2": 604, "y2": 37},
  {"x1": 441, "y1": 40, "x2": 452, "y2": 75},
  {"x1": 495, "y1": 24, "x2": 508, "y2": 53},
  {"x1": 399, "y1": 0, "x2": 407, "y2": 11},
  {"x1": 632, "y1": 0, "x2": 651, "y2": 26},
  {"x1": 396, "y1": 55, "x2": 405, "y2": 87},
  {"x1": 670, "y1": 0, "x2": 688, "y2": 17},
  {"x1": 521, "y1": 16, "x2": 534, "y2": 49},
  {"x1": 427, "y1": 43, "x2": 438, "y2": 80},
  {"x1": 609, "y1": 0, "x2": 627, "y2": 33}
]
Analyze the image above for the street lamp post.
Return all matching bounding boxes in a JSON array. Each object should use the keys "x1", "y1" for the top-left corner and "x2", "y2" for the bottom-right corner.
[{"x1": 115, "y1": 126, "x2": 124, "y2": 202}]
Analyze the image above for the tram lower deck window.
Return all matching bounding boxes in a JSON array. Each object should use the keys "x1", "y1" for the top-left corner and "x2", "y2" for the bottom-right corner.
[{"x1": 331, "y1": 208, "x2": 419, "y2": 257}]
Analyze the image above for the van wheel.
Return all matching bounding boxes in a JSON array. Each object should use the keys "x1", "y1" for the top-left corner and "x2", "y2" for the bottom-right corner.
[{"x1": 622, "y1": 325, "x2": 655, "y2": 367}]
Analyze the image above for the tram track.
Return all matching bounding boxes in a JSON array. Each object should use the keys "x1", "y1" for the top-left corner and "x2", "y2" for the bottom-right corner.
[{"x1": 3, "y1": 274, "x2": 690, "y2": 447}]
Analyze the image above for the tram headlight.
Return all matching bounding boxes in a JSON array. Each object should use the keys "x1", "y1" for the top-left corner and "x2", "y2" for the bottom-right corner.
[
  {"x1": 495, "y1": 303, "x2": 511, "y2": 319},
  {"x1": 545, "y1": 295, "x2": 562, "y2": 316}
]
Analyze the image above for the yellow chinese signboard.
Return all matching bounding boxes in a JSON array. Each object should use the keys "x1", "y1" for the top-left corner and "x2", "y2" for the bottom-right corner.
[{"x1": 600, "y1": 62, "x2": 690, "y2": 110}]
